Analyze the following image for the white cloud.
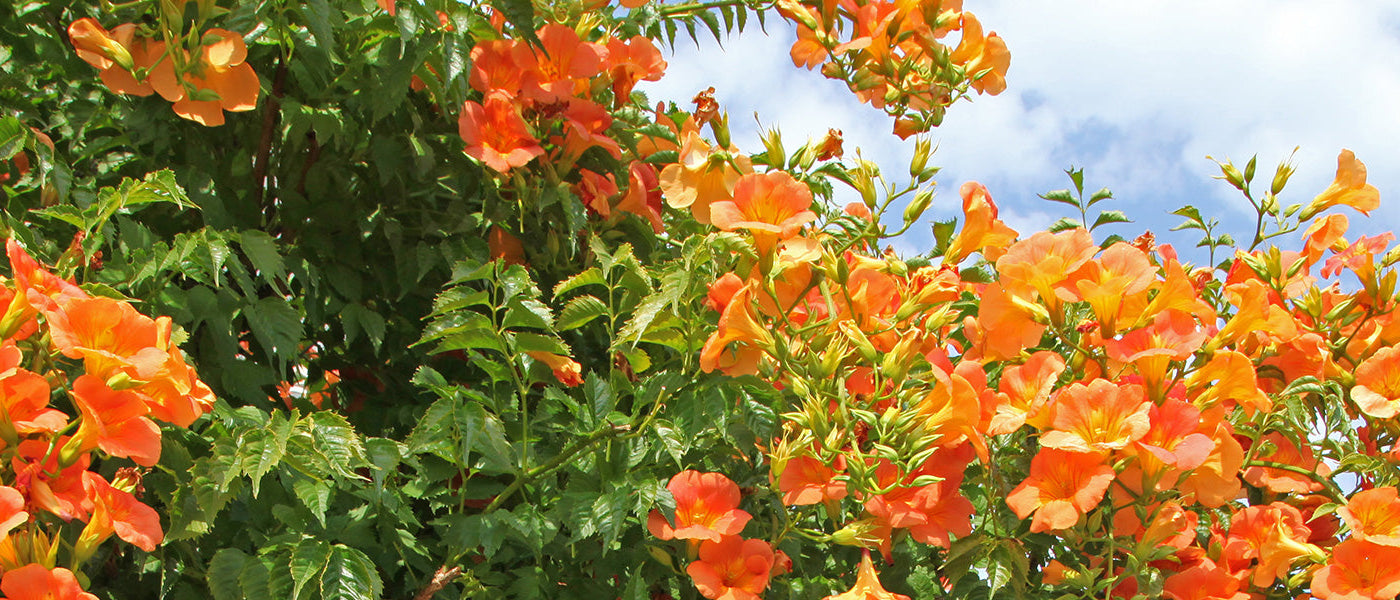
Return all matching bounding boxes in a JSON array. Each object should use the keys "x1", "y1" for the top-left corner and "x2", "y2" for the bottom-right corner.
[{"x1": 638, "y1": 0, "x2": 1400, "y2": 255}]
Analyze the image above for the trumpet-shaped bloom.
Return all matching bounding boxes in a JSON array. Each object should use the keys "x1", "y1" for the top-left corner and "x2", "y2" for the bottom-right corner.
[
  {"x1": 525, "y1": 352, "x2": 583, "y2": 387},
  {"x1": 1354, "y1": 346, "x2": 1400, "y2": 418},
  {"x1": 0, "y1": 565, "x2": 98, "y2": 600},
  {"x1": 996, "y1": 228, "x2": 1097, "y2": 309},
  {"x1": 0, "y1": 342, "x2": 65, "y2": 434},
  {"x1": 1063, "y1": 242, "x2": 1155, "y2": 334},
  {"x1": 1039, "y1": 380, "x2": 1151, "y2": 454},
  {"x1": 1162, "y1": 562, "x2": 1249, "y2": 600},
  {"x1": 989, "y1": 351, "x2": 1064, "y2": 434},
  {"x1": 948, "y1": 12, "x2": 1010, "y2": 95},
  {"x1": 1186, "y1": 350, "x2": 1271, "y2": 413},
  {"x1": 660, "y1": 132, "x2": 751, "y2": 225},
  {"x1": 943, "y1": 181, "x2": 1017, "y2": 264},
  {"x1": 1104, "y1": 310, "x2": 1207, "y2": 395},
  {"x1": 1223, "y1": 502, "x2": 1322, "y2": 587},
  {"x1": 1005, "y1": 448, "x2": 1114, "y2": 533},
  {"x1": 148, "y1": 29, "x2": 260, "y2": 126},
  {"x1": 69, "y1": 375, "x2": 161, "y2": 466},
  {"x1": 1312, "y1": 538, "x2": 1400, "y2": 600},
  {"x1": 76, "y1": 471, "x2": 163, "y2": 553},
  {"x1": 824, "y1": 552, "x2": 911, "y2": 600},
  {"x1": 514, "y1": 24, "x2": 605, "y2": 103},
  {"x1": 699, "y1": 281, "x2": 773, "y2": 376},
  {"x1": 605, "y1": 35, "x2": 666, "y2": 107},
  {"x1": 710, "y1": 171, "x2": 816, "y2": 253},
  {"x1": 1338, "y1": 487, "x2": 1400, "y2": 546},
  {"x1": 963, "y1": 281, "x2": 1045, "y2": 362},
  {"x1": 648, "y1": 470, "x2": 751, "y2": 542},
  {"x1": 459, "y1": 92, "x2": 544, "y2": 173},
  {"x1": 777, "y1": 455, "x2": 847, "y2": 506},
  {"x1": 616, "y1": 161, "x2": 664, "y2": 233},
  {"x1": 1303, "y1": 149, "x2": 1380, "y2": 218},
  {"x1": 686, "y1": 535, "x2": 776, "y2": 600},
  {"x1": 46, "y1": 296, "x2": 167, "y2": 381}
]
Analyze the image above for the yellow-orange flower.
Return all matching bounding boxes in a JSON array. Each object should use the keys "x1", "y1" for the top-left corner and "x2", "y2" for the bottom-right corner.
[
  {"x1": 824, "y1": 551, "x2": 911, "y2": 600},
  {"x1": 996, "y1": 228, "x2": 1097, "y2": 311},
  {"x1": 661, "y1": 132, "x2": 753, "y2": 225},
  {"x1": 948, "y1": 12, "x2": 1010, "y2": 95},
  {"x1": 1312, "y1": 538, "x2": 1400, "y2": 600},
  {"x1": 1338, "y1": 487, "x2": 1400, "y2": 546},
  {"x1": 1354, "y1": 345, "x2": 1400, "y2": 418},
  {"x1": 1005, "y1": 448, "x2": 1113, "y2": 533},
  {"x1": 1302, "y1": 149, "x2": 1380, "y2": 219},
  {"x1": 943, "y1": 181, "x2": 1017, "y2": 264},
  {"x1": 710, "y1": 171, "x2": 816, "y2": 253},
  {"x1": 149, "y1": 29, "x2": 260, "y2": 126},
  {"x1": 459, "y1": 91, "x2": 544, "y2": 173},
  {"x1": 647, "y1": 470, "x2": 751, "y2": 542},
  {"x1": 686, "y1": 535, "x2": 775, "y2": 600},
  {"x1": 1040, "y1": 380, "x2": 1151, "y2": 454},
  {"x1": 0, "y1": 565, "x2": 97, "y2": 600}
]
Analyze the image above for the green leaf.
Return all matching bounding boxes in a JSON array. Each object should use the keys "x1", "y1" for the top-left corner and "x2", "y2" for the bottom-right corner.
[
  {"x1": 503, "y1": 297, "x2": 554, "y2": 330},
  {"x1": 1170, "y1": 205, "x2": 1203, "y2": 222},
  {"x1": 1048, "y1": 217, "x2": 1082, "y2": 232},
  {"x1": 553, "y1": 267, "x2": 606, "y2": 297},
  {"x1": 244, "y1": 297, "x2": 303, "y2": 368},
  {"x1": 341, "y1": 304, "x2": 387, "y2": 352},
  {"x1": 239, "y1": 230, "x2": 287, "y2": 285},
  {"x1": 491, "y1": 0, "x2": 539, "y2": 45},
  {"x1": 0, "y1": 117, "x2": 26, "y2": 161},
  {"x1": 305, "y1": 412, "x2": 369, "y2": 480},
  {"x1": 289, "y1": 539, "x2": 333, "y2": 600},
  {"x1": 614, "y1": 270, "x2": 687, "y2": 348},
  {"x1": 207, "y1": 549, "x2": 251, "y2": 600},
  {"x1": 238, "y1": 410, "x2": 295, "y2": 497},
  {"x1": 513, "y1": 332, "x2": 569, "y2": 355},
  {"x1": 1091, "y1": 210, "x2": 1131, "y2": 229},
  {"x1": 1039, "y1": 189, "x2": 1077, "y2": 207},
  {"x1": 292, "y1": 477, "x2": 332, "y2": 527},
  {"x1": 320, "y1": 545, "x2": 383, "y2": 600},
  {"x1": 556, "y1": 295, "x2": 607, "y2": 331},
  {"x1": 1086, "y1": 187, "x2": 1114, "y2": 206}
]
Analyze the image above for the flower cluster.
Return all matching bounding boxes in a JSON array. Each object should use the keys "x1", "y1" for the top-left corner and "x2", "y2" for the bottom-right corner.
[
  {"x1": 656, "y1": 138, "x2": 1400, "y2": 598},
  {"x1": 67, "y1": 17, "x2": 259, "y2": 126},
  {"x1": 647, "y1": 471, "x2": 787, "y2": 600},
  {"x1": 0, "y1": 239, "x2": 212, "y2": 596},
  {"x1": 775, "y1": 0, "x2": 1009, "y2": 136}
]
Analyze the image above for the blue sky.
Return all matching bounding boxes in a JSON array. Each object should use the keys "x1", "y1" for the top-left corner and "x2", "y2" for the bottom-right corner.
[{"x1": 640, "y1": 0, "x2": 1400, "y2": 265}]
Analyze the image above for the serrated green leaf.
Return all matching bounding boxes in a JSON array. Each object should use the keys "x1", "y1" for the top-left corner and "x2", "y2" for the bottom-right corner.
[
  {"x1": 556, "y1": 295, "x2": 607, "y2": 331},
  {"x1": 239, "y1": 230, "x2": 287, "y2": 285},
  {"x1": 1039, "y1": 189, "x2": 1077, "y2": 207},
  {"x1": 292, "y1": 477, "x2": 332, "y2": 527},
  {"x1": 553, "y1": 267, "x2": 606, "y2": 297},
  {"x1": 614, "y1": 270, "x2": 687, "y2": 348},
  {"x1": 513, "y1": 332, "x2": 569, "y2": 355},
  {"x1": 240, "y1": 411, "x2": 294, "y2": 497},
  {"x1": 1048, "y1": 217, "x2": 1082, "y2": 232},
  {"x1": 1092, "y1": 210, "x2": 1131, "y2": 229},
  {"x1": 244, "y1": 297, "x2": 303, "y2": 368},
  {"x1": 305, "y1": 412, "x2": 369, "y2": 480},
  {"x1": 207, "y1": 549, "x2": 251, "y2": 600},
  {"x1": 320, "y1": 545, "x2": 383, "y2": 600},
  {"x1": 289, "y1": 539, "x2": 332, "y2": 600},
  {"x1": 491, "y1": 0, "x2": 538, "y2": 45},
  {"x1": 503, "y1": 297, "x2": 553, "y2": 330},
  {"x1": 1086, "y1": 187, "x2": 1114, "y2": 205}
]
